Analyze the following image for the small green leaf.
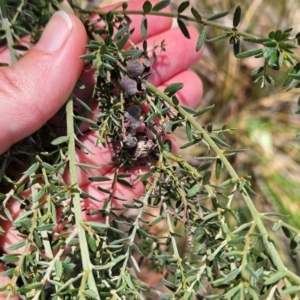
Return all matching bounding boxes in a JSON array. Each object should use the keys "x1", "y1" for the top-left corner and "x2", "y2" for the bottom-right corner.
[
  {"x1": 215, "y1": 158, "x2": 222, "y2": 179},
  {"x1": 24, "y1": 162, "x2": 39, "y2": 176},
  {"x1": 102, "y1": 54, "x2": 117, "y2": 64},
  {"x1": 197, "y1": 161, "x2": 213, "y2": 171},
  {"x1": 116, "y1": 33, "x2": 130, "y2": 50},
  {"x1": 117, "y1": 178, "x2": 134, "y2": 188},
  {"x1": 202, "y1": 211, "x2": 218, "y2": 222},
  {"x1": 235, "y1": 48, "x2": 262, "y2": 58},
  {"x1": 178, "y1": 1, "x2": 190, "y2": 14},
  {"x1": 32, "y1": 187, "x2": 46, "y2": 203},
  {"x1": 80, "y1": 54, "x2": 97, "y2": 61},
  {"x1": 177, "y1": 18, "x2": 190, "y2": 39},
  {"x1": 210, "y1": 136, "x2": 229, "y2": 147},
  {"x1": 267, "y1": 50, "x2": 280, "y2": 70},
  {"x1": 193, "y1": 104, "x2": 215, "y2": 117},
  {"x1": 180, "y1": 105, "x2": 196, "y2": 114},
  {"x1": 232, "y1": 222, "x2": 252, "y2": 234},
  {"x1": 212, "y1": 269, "x2": 241, "y2": 286},
  {"x1": 12, "y1": 44, "x2": 29, "y2": 51},
  {"x1": 186, "y1": 121, "x2": 193, "y2": 141},
  {"x1": 191, "y1": 7, "x2": 202, "y2": 21},
  {"x1": 51, "y1": 136, "x2": 69, "y2": 145},
  {"x1": 202, "y1": 169, "x2": 211, "y2": 185},
  {"x1": 164, "y1": 82, "x2": 184, "y2": 95},
  {"x1": 187, "y1": 185, "x2": 199, "y2": 198},
  {"x1": 287, "y1": 73, "x2": 300, "y2": 80},
  {"x1": 243, "y1": 183, "x2": 258, "y2": 196},
  {"x1": 282, "y1": 286, "x2": 300, "y2": 296},
  {"x1": 243, "y1": 37, "x2": 270, "y2": 43},
  {"x1": 152, "y1": 0, "x2": 170, "y2": 11},
  {"x1": 88, "y1": 236, "x2": 97, "y2": 252},
  {"x1": 143, "y1": 1, "x2": 152, "y2": 13},
  {"x1": 233, "y1": 40, "x2": 240, "y2": 55},
  {"x1": 96, "y1": 185, "x2": 110, "y2": 198},
  {"x1": 264, "y1": 272, "x2": 285, "y2": 285},
  {"x1": 141, "y1": 16, "x2": 148, "y2": 39},
  {"x1": 207, "y1": 10, "x2": 230, "y2": 21},
  {"x1": 88, "y1": 176, "x2": 111, "y2": 182},
  {"x1": 7, "y1": 241, "x2": 26, "y2": 251},
  {"x1": 195, "y1": 162, "x2": 212, "y2": 172},
  {"x1": 274, "y1": 29, "x2": 282, "y2": 41},
  {"x1": 265, "y1": 75, "x2": 275, "y2": 85},
  {"x1": 117, "y1": 173, "x2": 132, "y2": 178},
  {"x1": 206, "y1": 33, "x2": 230, "y2": 43},
  {"x1": 296, "y1": 32, "x2": 300, "y2": 45},
  {"x1": 130, "y1": 255, "x2": 141, "y2": 272},
  {"x1": 180, "y1": 139, "x2": 199, "y2": 149},
  {"x1": 196, "y1": 26, "x2": 207, "y2": 51},
  {"x1": 233, "y1": 5, "x2": 241, "y2": 27},
  {"x1": 263, "y1": 41, "x2": 277, "y2": 47},
  {"x1": 122, "y1": 1, "x2": 128, "y2": 10},
  {"x1": 140, "y1": 172, "x2": 151, "y2": 182},
  {"x1": 282, "y1": 226, "x2": 292, "y2": 238},
  {"x1": 150, "y1": 215, "x2": 164, "y2": 226},
  {"x1": 250, "y1": 66, "x2": 264, "y2": 76},
  {"x1": 54, "y1": 261, "x2": 63, "y2": 278},
  {"x1": 272, "y1": 222, "x2": 282, "y2": 232}
]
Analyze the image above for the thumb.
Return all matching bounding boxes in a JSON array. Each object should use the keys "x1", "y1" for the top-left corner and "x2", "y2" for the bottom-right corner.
[{"x1": 0, "y1": 11, "x2": 87, "y2": 154}]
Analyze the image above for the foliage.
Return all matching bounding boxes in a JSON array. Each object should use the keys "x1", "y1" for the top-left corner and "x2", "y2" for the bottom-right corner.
[{"x1": 0, "y1": 0, "x2": 300, "y2": 299}]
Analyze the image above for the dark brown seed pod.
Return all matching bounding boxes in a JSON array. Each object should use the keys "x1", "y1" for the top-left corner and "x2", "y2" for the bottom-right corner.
[
  {"x1": 124, "y1": 105, "x2": 143, "y2": 129},
  {"x1": 132, "y1": 139, "x2": 156, "y2": 158},
  {"x1": 120, "y1": 75, "x2": 138, "y2": 95},
  {"x1": 123, "y1": 132, "x2": 138, "y2": 149},
  {"x1": 126, "y1": 58, "x2": 151, "y2": 78},
  {"x1": 126, "y1": 105, "x2": 142, "y2": 120}
]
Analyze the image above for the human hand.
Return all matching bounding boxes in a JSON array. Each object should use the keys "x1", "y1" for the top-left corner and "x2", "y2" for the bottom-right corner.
[{"x1": 0, "y1": 0, "x2": 203, "y2": 296}]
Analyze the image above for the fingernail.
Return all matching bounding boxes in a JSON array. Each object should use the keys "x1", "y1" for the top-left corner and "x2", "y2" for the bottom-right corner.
[{"x1": 35, "y1": 11, "x2": 73, "y2": 53}]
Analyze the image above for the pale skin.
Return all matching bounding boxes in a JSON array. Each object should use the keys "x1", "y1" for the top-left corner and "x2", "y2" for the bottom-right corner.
[{"x1": 0, "y1": 0, "x2": 203, "y2": 296}]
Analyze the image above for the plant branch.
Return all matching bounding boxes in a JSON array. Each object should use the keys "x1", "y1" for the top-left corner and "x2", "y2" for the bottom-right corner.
[
  {"x1": 146, "y1": 82, "x2": 300, "y2": 286},
  {"x1": 66, "y1": 96, "x2": 100, "y2": 299},
  {"x1": 79, "y1": 7, "x2": 300, "y2": 63}
]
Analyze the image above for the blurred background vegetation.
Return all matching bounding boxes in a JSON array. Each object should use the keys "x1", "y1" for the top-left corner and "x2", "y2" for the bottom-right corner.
[
  {"x1": 180, "y1": 0, "x2": 300, "y2": 275},
  {"x1": 88, "y1": 0, "x2": 300, "y2": 295}
]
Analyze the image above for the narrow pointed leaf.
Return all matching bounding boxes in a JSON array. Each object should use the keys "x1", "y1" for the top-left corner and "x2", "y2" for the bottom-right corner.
[
  {"x1": 193, "y1": 104, "x2": 215, "y2": 117},
  {"x1": 207, "y1": 10, "x2": 230, "y2": 21},
  {"x1": 235, "y1": 48, "x2": 262, "y2": 58},
  {"x1": 141, "y1": 16, "x2": 147, "y2": 39},
  {"x1": 191, "y1": 7, "x2": 202, "y2": 21},
  {"x1": 233, "y1": 5, "x2": 241, "y2": 27},
  {"x1": 210, "y1": 136, "x2": 229, "y2": 147},
  {"x1": 142, "y1": 1, "x2": 152, "y2": 13},
  {"x1": 264, "y1": 272, "x2": 285, "y2": 285},
  {"x1": 51, "y1": 136, "x2": 69, "y2": 145},
  {"x1": 206, "y1": 33, "x2": 230, "y2": 43},
  {"x1": 196, "y1": 26, "x2": 207, "y2": 51},
  {"x1": 152, "y1": 0, "x2": 170, "y2": 11},
  {"x1": 24, "y1": 162, "x2": 39, "y2": 176},
  {"x1": 177, "y1": 18, "x2": 190, "y2": 39},
  {"x1": 215, "y1": 158, "x2": 222, "y2": 179},
  {"x1": 164, "y1": 82, "x2": 184, "y2": 95},
  {"x1": 88, "y1": 176, "x2": 111, "y2": 182},
  {"x1": 180, "y1": 105, "x2": 196, "y2": 114},
  {"x1": 178, "y1": 1, "x2": 190, "y2": 14}
]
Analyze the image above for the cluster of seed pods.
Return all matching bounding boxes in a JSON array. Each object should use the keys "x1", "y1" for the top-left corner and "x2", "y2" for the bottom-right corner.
[
  {"x1": 119, "y1": 58, "x2": 157, "y2": 159},
  {"x1": 120, "y1": 58, "x2": 152, "y2": 96}
]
